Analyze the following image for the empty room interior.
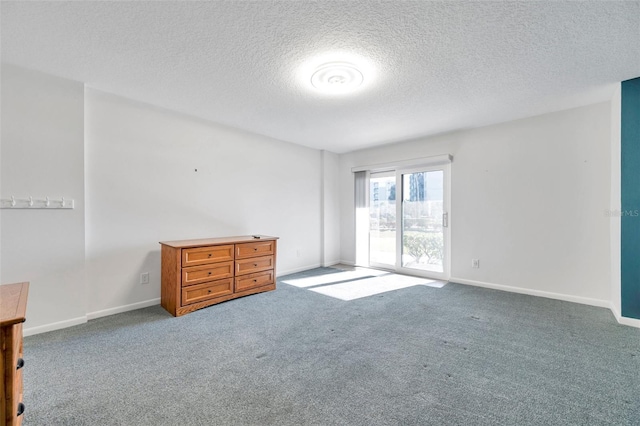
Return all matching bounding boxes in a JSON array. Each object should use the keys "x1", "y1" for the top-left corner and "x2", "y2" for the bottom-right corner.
[{"x1": 1, "y1": 1, "x2": 640, "y2": 425}]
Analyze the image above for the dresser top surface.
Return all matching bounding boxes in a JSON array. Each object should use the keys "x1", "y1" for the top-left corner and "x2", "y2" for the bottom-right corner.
[
  {"x1": 0, "y1": 282, "x2": 29, "y2": 326},
  {"x1": 160, "y1": 235, "x2": 278, "y2": 248}
]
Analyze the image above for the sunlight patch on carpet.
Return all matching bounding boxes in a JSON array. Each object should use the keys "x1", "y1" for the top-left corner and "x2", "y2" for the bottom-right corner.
[
  {"x1": 310, "y1": 274, "x2": 444, "y2": 300},
  {"x1": 281, "y1": 268, "x2": 388, "y2": 288},
  {"x1": 282, "y1": 267, "x2": 446, "y2": 300}
]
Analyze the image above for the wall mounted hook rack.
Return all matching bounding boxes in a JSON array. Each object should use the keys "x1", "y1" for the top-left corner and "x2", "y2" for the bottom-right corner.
[{"x1": 0, "y1": 196, "x2": 75, "y2": 209}]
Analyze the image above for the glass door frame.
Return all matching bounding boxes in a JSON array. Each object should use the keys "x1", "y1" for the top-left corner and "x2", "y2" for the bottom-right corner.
[
  {"x1": 395, "y1": 164, "x2": 451, "y2": 281},
  {"x1": 356, "y1": 155, "x2": 452, "y2": 281}
]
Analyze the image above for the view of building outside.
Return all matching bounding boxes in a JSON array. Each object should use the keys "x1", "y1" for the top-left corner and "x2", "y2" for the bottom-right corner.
[{"x1": 369, "y1": 174, "x2": 396, "y2": 266}]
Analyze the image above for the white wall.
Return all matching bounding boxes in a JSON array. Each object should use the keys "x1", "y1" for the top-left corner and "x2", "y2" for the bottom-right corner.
[
  {"x1": 321, "y1": 150, "x2": 341, "y2": 266},
  {"x1": 340, "y1": 102, "x2": 612, "y2": 305},
  {"x1": 85, "y1": 88, "x2": 322, "y2": 315},
  {"x1": 1, "y1": 64, "x2": 86, "y2": 332},
  {"x1": 1, "y1": 65, "x2": 326, "y2": 332},
  {"x1": 610, "y1": 85, "x2": 622, "y2": 317}
]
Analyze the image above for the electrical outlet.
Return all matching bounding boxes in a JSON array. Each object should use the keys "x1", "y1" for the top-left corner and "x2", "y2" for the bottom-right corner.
[
  {"x1": 140, "y1": 272, "x2": 149, "y2": 284},
  {"x1": 471, "y1": 259, "x2": 480, "y2": 268}
]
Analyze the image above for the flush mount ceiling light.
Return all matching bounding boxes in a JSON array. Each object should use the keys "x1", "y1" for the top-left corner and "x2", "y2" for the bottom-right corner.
[{"x1": 310, "y1": 62, "x2": 364, "y2": 94}]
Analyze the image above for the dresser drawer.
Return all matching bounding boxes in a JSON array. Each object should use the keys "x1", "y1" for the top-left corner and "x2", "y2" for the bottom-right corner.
[
  {"x1": 12, "y1": 321, "x2": 22, "y2": 361},
  {"x1": 0, "y1": 282, "x2": 28, "y2": 426},
  {"x1": 182, "y1": 245, "x2": 234, "y2": 267},
  {"x1": 182, "y1": 261, "x2": 234, "y2": 286},
  {"x1": 235, "y1": 270, "x2": 274, "y2": 292},
  {"x1": 1, "y1": 323, "x2": 24, "y2": 426},
  {"x1": 235, "y1": 240, "x2": 275, "y2": 259},
  {"x1": 15, "y1": 365, "x2": 24, "y2": 423},
  {"x1": 181, "y1": 278, "x2": 233, "y2": 305},
  {"x1": 235, "y1": 255, "x2": 274, "y2": 276}
]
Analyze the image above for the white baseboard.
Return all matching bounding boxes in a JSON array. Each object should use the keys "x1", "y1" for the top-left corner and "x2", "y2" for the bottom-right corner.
[
  {"x1": 23, "y1": 299, "x2": 161, "y2": 336},
  {"x1": 449, "y1": 277, "x2": 611, "y2": 309},
  {"x1": 322, "y1": 260, "x2": 341, "y2": 267},
  {"x1": 339, "y1": 260, "x2": 356, "y2": 266},
  {"x1": 278, "y1": 263, "x2": 322, "y2": 276},
  {"x1": 616, "y1": 316, "x2": 640, "y2": 328},
  {"x1": 611, "y1": 303, "x2": 622, "y2": 321},
  {"x1": 87, "y1": 298, "x2": 161, "y2": 320},
  {"x1": 24, "y1": 316, "x2": 87, "y2": 337},
  {"x1": 24, "y1": 278, "x2": 639, "y2": 337},
  {"x1": 609, "y1": 303, "x2": 640, "y2": 328}
]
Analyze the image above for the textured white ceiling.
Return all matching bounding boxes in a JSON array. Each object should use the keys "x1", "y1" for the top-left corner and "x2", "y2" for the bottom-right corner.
[{"x1": 2, "y1": 1, "x2": 639, "y2": 153}]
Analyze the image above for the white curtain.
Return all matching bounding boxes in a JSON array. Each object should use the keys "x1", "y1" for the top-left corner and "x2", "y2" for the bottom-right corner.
[{"x1": 354, "y1": 171, "x2": 369, "y2": 266}]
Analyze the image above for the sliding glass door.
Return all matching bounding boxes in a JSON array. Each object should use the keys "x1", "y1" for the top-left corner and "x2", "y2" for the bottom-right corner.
[
  {"x1": 364, "y1": 164, "x2": 449, "y2": 280},
  {"x1": 399, "y1": 168, "x2": 446, "y2": 276}
]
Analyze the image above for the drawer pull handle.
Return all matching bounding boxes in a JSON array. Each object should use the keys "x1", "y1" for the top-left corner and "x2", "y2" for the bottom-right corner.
[
  {"x1": 254, "y1": 263, "x2": 258, "y2": 267},
  {"x1": 208, "y1": 254, "x2": 212, "y2": 257},
  {"x1": 17, "y1": 402, "x2": 25, "y2": 416},
  {"x1": 208, "y1": 272, "x2": 212, "y2": 275},
  {"x1": 254, "y1": 248, "x2": 258, "y2": 251},
  {"x1": 253, "y1": 279, "x2": 258, "y2": 282},
  {"x1": 16, "y1": 358, "x2": 24, "y2": 370},
  {"x1": 208, "y1": 289, "x2": 212, "y2": 293}
]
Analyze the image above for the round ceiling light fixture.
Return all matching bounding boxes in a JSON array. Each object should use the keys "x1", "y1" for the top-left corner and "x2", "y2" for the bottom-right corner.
[{"x1": 310, "y1": 62, "x2": 364, "y2": 94}]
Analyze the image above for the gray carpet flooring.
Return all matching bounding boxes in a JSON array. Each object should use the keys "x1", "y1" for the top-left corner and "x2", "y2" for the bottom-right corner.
[{"x1": 22, "y1": 267, "x2": 640, "y2": 425}]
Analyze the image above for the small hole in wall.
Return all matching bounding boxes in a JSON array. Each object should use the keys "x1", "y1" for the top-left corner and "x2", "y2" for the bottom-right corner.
[{"x1": 194, "y1": 169, "x2": 198, "y2": 172}]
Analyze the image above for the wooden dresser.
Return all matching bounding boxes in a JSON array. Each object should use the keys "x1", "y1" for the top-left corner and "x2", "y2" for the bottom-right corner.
[
  {"x1": 1, "y1": 282, "x2": 29, "y2": 426},
  {"x1": 160, "y1": 235, "x2": 278, "y2": 317}
]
